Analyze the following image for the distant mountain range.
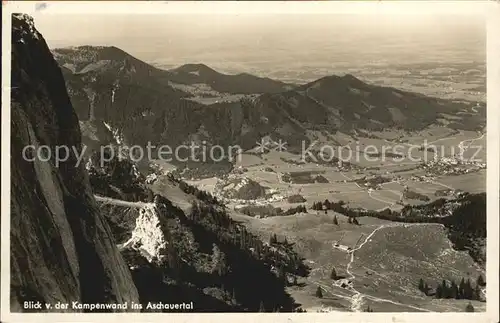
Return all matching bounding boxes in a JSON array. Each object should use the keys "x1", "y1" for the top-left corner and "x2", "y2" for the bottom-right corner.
[{"x1": 52, "y1": 45, "x2": 486, "y2": 153}]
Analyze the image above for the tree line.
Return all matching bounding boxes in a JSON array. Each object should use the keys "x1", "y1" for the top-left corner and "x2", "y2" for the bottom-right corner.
[
  {"x1": 418, "y1": 274, "x2": 485, "y2": 301},
  {"x1": 311, "y1": 200, "x2": 360, "y2": 225}
]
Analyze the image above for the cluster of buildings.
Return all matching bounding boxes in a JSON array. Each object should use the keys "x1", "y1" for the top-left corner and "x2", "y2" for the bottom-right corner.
[
  {"x1": 410, "y1": 175, "x2": 436, "y2": 183},
  {"x1": 356, "y1": 175, "x2": 394, "y2": 190},
  {"x1": 421, "y1": 157, "x2": 486, "y2": 176}
]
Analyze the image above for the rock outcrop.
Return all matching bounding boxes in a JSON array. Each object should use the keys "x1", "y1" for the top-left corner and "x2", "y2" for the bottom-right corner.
[
  {"x1": 121, "y1": 204, "x2": 170, "y2": 265},
  {"x1": 10, "y1": 13, "x2": 139, "y2": 312}
]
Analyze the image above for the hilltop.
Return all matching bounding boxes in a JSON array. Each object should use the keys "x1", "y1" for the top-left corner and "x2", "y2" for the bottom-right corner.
[{"x1": 169, "y1": 63, "x2": 293, "y2": 94}]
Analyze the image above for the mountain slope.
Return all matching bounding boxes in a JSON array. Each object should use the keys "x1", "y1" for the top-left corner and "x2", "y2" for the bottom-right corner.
[
  {"x1": 87, "y1": 150, "x2": 311, "y2": 312},
  {"x1": 54, "y1": 45, "x2": 485, "y2": 156},
  {"x1": 255, "y1": 73, "x2": 483, "y2": 132},
  {"x1": 168, "y1": 63, "x2": 293, "y2": 94},
  {"x1": 10, "y1": 14, "x2": 139, "y2": 311},
  {"x1": 53, "y1": 46, "x2": 196, "y2": 148}
]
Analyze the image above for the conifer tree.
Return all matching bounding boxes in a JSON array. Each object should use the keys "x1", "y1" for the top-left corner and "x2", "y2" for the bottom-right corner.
[
  {"x1": 450, "y1": 280, "x2": 458, "y2": 299},
  {"x1": 441, "y1": 280, "x2": 449, "y2": 298},
  {"x1": 315, "y1": 286, "x2": 323, "y2": 298},
  {"x1": 436, "y1": 284, "x2": 443, "y2": 299},
  {"x1": 474, "y1": 284, "x2": 482, "y2": 301},
  {"x1": 330, "y1": 267, "x2": 338, "y2": 280},
  {"x1": 418, "y1": 278, "x2": 425, "y2": 292},
  {"x1": 465, "y1": 278, "x2": 473, "y2": 299},
  {"x1": 459, "y1": 278, "x2": 466, "y2": 299},
  {"x1": 465, "y1": 302, "x2": 475, "y2": 312},
  {"x1": 477, "y1": 274, "x2": 485, "y2": 287},
  {"x1": 278, "y1": 266, "x2": 286, "y2": 285}
]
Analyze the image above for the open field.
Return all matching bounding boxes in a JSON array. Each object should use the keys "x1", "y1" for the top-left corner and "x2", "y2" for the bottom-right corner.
[
  {"x1": 182, "y1": 124, "x2": 486, "y2": 312},
  {"x1": 436, "y1": 170, "x2": 486, "y2": 193},
  {"x1": 351, "y1": 224, "x2": 485, "y2": 312},
  {"x1": 230, "y1": 211, "x2": 485, "y2": 312},
  {"x1": 187, "y1": 130, "x2": 485, "y2": 212}
]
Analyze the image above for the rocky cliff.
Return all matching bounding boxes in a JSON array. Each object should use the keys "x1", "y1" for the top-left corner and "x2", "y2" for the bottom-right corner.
[{"x1": 10, "y1": 13, "x2": 140, "y2": 312}]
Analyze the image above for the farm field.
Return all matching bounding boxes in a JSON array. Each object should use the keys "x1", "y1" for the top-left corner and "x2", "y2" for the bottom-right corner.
[
  {"x1": 182, "y1": 124, "x2": 487, "y2": 312},
  {"x1": 435, "y1": 170, "x2": 486, "y2": 193}
]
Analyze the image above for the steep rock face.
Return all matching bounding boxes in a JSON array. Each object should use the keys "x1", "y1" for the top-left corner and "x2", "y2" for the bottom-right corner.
[{"x1": 10, "y1": 14, "x2": 139, "y2": 311}]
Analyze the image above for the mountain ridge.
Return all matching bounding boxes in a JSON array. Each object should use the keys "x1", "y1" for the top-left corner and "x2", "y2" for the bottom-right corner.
[{"x1": 52, "y1": 45, "x2": 485, "y2": 160}]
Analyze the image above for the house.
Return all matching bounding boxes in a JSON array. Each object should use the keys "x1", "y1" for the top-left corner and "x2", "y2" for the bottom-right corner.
[{"x1": 337, "y1": 245, "x2": 351, "y2": 252}]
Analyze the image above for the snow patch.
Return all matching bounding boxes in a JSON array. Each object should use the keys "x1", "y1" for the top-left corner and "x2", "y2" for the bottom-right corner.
[
  {"x1": 111, "y1": 80, "x2": 120, "y2": 104},
  {"x1": 103, "y1": 121, "x2": 124, "y2": 145},
  {"x1": 79, "y1": 121, "x2": 99, "y2": 141}
]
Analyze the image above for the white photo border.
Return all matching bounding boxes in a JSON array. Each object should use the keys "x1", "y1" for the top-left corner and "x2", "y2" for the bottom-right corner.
[{"x1": 1, "y1": 1, "x2": 498, "y2": 322}]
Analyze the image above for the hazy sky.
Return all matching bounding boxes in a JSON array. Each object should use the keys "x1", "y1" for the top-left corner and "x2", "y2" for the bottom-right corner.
[
  {"x1": 32, "y1": 11, "x2": 485, "y2": 45},
  {"x1": 25, "y1": 2, "x2": 486, "y2": 76}
]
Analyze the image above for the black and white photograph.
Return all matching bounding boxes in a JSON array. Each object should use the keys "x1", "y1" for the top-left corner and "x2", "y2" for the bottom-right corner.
[{"x1": 1, "y1": 1, "x2": 499, "y2": 322}]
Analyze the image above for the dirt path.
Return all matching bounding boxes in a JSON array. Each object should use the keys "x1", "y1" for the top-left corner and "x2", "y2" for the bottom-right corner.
[
  {"x1": 340, "y1": 172, "x2": 402, "y2": 210},
  {"x1": 427, "y1": 136, "x2": 457, "y2": 145},
  {"x1": 343, "y1": 222, "x2": 442, "y2": 312},
  {"x1": 94, "y1": 195, "x2": 153, "y2": 209}
]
